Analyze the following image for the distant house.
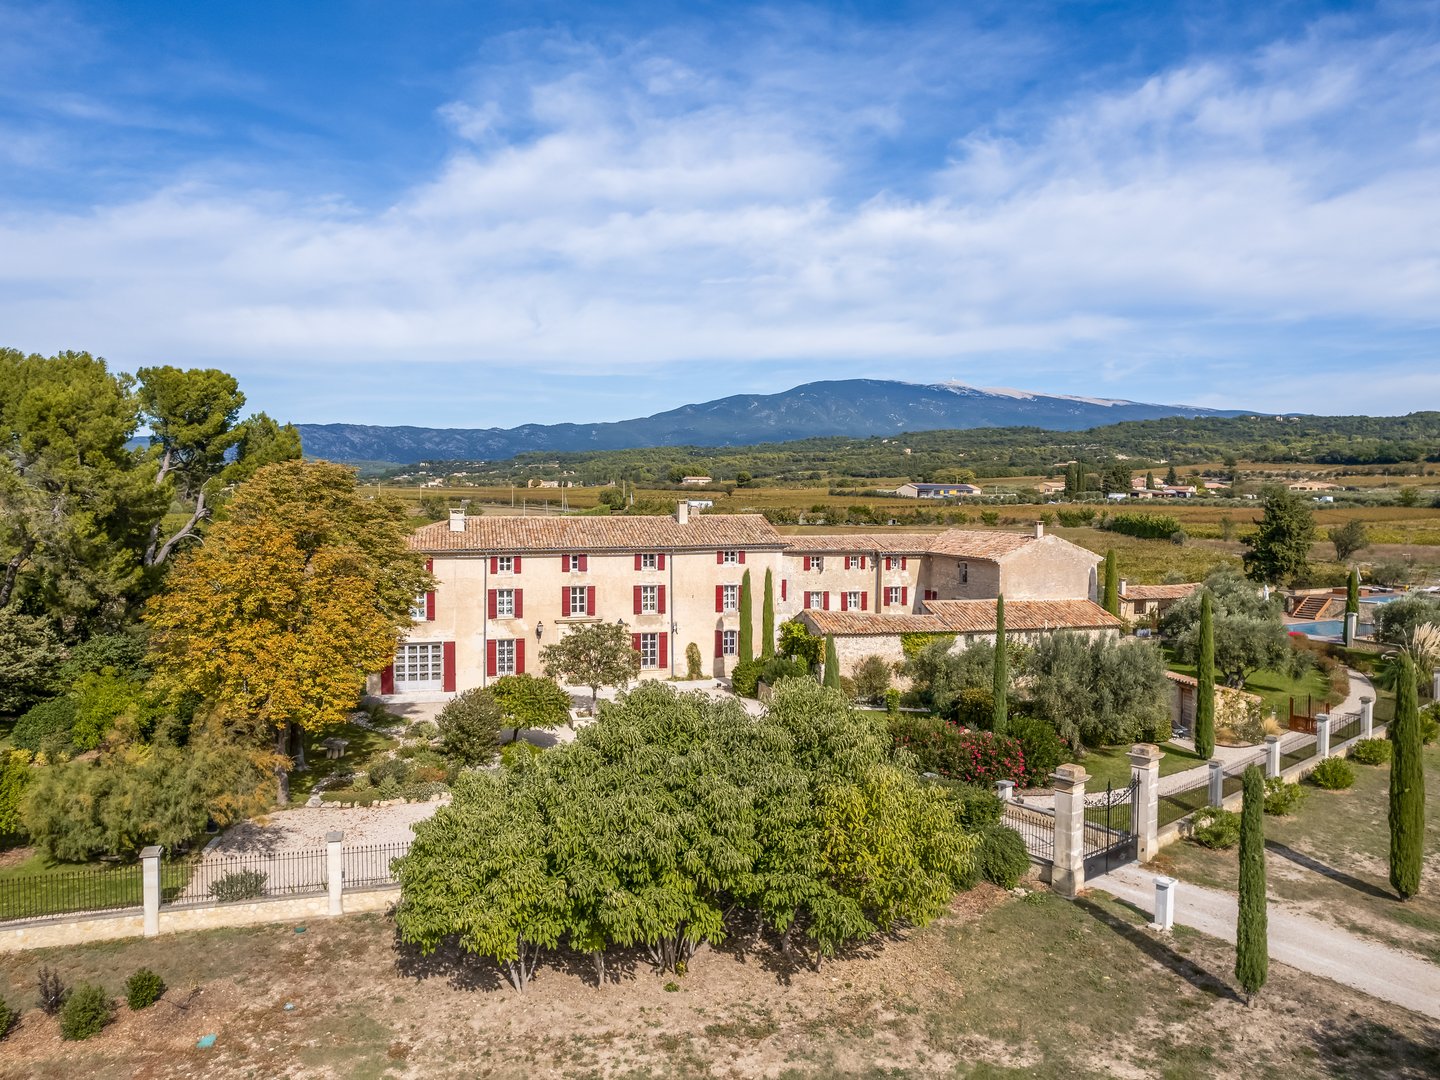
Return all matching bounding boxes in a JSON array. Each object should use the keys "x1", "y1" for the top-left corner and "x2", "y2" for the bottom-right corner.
[
  {"x1": 1039, "y1": 480, "x2": 1066, "y2": 495},
  {"x1": 896, "y1": 482, "x2": 983, "y2": 499},
  {"x1": 686, "y1": 499, "x2": 714, "y2": 510},
  {"x1": 680, "y1": 476, "x2": 713, "y2": 486},
  {"x1": 1288, "y1": 480, "x2": 1340, "y2": 492},
  {"x1": 1117, "y1": 581, "x2": 1198, "y2": 621}
]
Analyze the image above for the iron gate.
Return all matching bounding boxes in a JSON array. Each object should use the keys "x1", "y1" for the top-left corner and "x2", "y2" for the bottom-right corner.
[{"x1": 1083, "y1": 777, "x2": 1139, "y2": 872}]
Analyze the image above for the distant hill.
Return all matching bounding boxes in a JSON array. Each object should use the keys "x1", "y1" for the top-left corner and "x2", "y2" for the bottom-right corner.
[{"x1": 296, "y1": 379, "x2": 1246, "y2": 464}]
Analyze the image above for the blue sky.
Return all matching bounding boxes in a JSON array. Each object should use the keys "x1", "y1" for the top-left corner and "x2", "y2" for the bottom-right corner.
[{"x1": 1, "y1": 1, "x2": 1437, "y2": 427}]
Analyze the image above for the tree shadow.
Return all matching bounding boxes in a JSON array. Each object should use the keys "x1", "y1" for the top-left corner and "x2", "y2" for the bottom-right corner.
[
  {"x1": 1264, "y1": 840, "x2": 1395, "y2": 901},
  {"x1": 390, "y1": 928, "x2": 505, "y2": 992},
  {"x1": 1308, "y1": 1015, "x2": 1440, "y2": 1078},
  {"x1": 1073, "y1": 895, "x2": 1242, "y2": 1003}
]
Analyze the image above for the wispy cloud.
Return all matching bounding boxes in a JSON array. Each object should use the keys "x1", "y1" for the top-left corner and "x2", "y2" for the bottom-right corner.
[{"x1": 0, "y1": 5, "x2": 1436, "y2": 423}]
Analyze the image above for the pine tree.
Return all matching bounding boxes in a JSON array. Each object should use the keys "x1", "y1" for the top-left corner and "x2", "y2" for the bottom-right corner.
[
  {"x1": 1235, "y1": 763, "x2": 1269, "y2": 998},
  {"x1": 761, "y1": 569, "x2": 776, "y2": 659},
  {"x1": 1195, "y1": 590, "x2": 1216, "y2": 760},
  {"x1": 1389, "y1": 652, "x2": 1426, "y2": 899},
  {"x1": 1165, "y1": 465, "x2": 1178, "y2": 486},
  {"x1": 992, "y1": 595, "x2": 1008, "y2": 735},
  {"x1": 1102, "y1": 549, "x2": 1120, "y2": 616},
  {"x1": 1145, "y1": 471, "x2": 1156, "y2": 490},
  {"x1": 1346, "y1": 567, "x2": 1360, "y2": 615},
  {"x1": 823, "y1": 636, "x2": 840, "y2": 689},
  {"x1": 738, "y1": 569, "x2": 754, "y2": 664}
]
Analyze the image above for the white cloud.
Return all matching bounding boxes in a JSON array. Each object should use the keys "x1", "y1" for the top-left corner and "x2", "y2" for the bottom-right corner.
[{"x1": 0, "y1": 13, "x2": 1437, "y2": 421}]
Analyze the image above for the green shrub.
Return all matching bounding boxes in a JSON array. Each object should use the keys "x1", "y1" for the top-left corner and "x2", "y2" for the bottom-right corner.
[
  {"x1": 685, "y1": 641, "x2": 704, "y2": 680},
  {"x1": 1102, "y1": 512, "x2": 1182, "y2": 540},
  {"x1": 1420, "y1": 705, "x2": 1439, "y2": 745},
  {"x1": 1349, "y1": 738, "x2": 1392, "y2": 766},
  {"x1": 368, "y1": 757, "x2": 412, "y2": 788},
  {"x1": 1010, "y1": 717, "x2": 1064, "y2": 785},
  {"x1": 0, "y1": 998, "x2": 15, "y2": 1039},
  {"x1": 975, "y1": 825, "x2": 1030, "y2": 889},
  {"x1": 124, "y1": 968, "x2": 165, "y2": 1010},
  {"x1": 1190, "y1": 806, "x2": 1241, "y2": 849},
  {"x1": 401, "y1": 780, "x2": 448, "y2": 803},
  {"x1": 11, "y1": 697, "x2": 77, "y2": 753},
  {"x1": 888, "y1": 715, "x2": 1027, "y2": 786},
  {"x1": 1310, "y1": 757, "x2": 1354, "y2": 790},
  {"x1": 729, "y1": 659, "x2": 763, "y2": 698},
  {"x1": 884, "y1": 688, "x2": 901, "y2": 715},
  {"x1": 406, "y1": 720, "x2": 438, "y2": 741},
  {"x1": 59, "y1": 983, "x2": 113, "y2": 1040},
  {"x1": 1055, "y1": 508, "x2": 1096, "y2": 527},
  {"x1": 374, "y1": 777, "x2": 401, "y2": 800},
  {"x1": 210, "y1": 869, "x2": 267, "y2": 902},
  {"x1": 852, "y1": 655, "x2": 892, "y2": 703},
  {"x1": 437, "y1": 688, "x2": 503, "y2": 766},
  {"x1": 1262, "y1": 776, "x2": 1305, "y2": 816},
  {"x1": 319, "y1": 788, "x2": 379, "y2": 807},
  {"x1": 36, "y1": 966, "x2": 68, "y2": 1015},
  {"x1": 500, "y1": 741, "x2": 544, "y2": 768},
  {"x1": 944, "y1": 783, "x2": 1002, "y2": 831}
]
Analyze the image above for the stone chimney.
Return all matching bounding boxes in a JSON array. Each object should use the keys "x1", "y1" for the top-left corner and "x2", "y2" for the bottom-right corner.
[
  {"x1": 675, "y1": 501, "x2": 689, "y2": 525},
  {"x1": 448, "y1": 508, "x2": 466, "y2": 533},
  {"x1": 1034, "y1": 520, "x2": 1045, "y2": 539},
  {"x1": 1119, "y1": 579, "x2": 1128, "y2": 597}
]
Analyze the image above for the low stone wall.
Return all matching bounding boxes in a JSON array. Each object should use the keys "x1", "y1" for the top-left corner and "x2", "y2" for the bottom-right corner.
[{"x1": 0, "y1": 887, "x2": 399, "y2": 954}]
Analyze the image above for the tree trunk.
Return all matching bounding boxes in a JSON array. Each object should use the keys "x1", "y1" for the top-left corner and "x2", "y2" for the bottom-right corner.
[
  {"x1": 274, "y1": 724, "x2": 291, "y2": 806},
  {"x1": 0, "y1": 540, "x2": 35, "y2": 608},
  {"x1": 145, "y1": 489, "x2": 208, "y2": 567},
  {"x1": 592, "y1": 950, "x2": 606, "y2": 986},
  {"x1": 291, "y1": 722, "x2": 308, "y2": 772}
]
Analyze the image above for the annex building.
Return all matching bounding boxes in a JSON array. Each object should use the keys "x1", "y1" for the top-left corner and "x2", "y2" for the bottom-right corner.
[{"x1": 374, "y1": 505, "x2": 1112, "y2": 697}]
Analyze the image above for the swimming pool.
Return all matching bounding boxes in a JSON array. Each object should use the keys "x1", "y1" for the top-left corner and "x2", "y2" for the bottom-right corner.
[{"x1": 1286, "y1": 619, "x2": 1376, "y2": 639}]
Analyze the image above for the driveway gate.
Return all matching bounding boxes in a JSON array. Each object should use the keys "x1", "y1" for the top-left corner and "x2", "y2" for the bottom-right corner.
[{"x1": 1083, "y1": 778, "x2": 1139, "y2": 873}]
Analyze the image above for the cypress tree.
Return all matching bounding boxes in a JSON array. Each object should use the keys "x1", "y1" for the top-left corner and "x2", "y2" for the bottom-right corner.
[
  {"x1": 1346, "y1": 567, "x2": 1360, "y2": 615},
  {"x1": 738, "y1": 569, "x2": 754, "y2": 664},
  {"x1": 1389, "y1": 652, "x2": 1426, "y2": 899},
  {"x1": 993, "y1": 595, "x2": 1008, "y2": 735},
  {"x1": 761, "y1": 569, "x2": 776, "y2": 659},
  {"x1": 1102, "y1": 549, "x2": 1120, "y2": 616},
  {"x1": 1235, "y1": 763, "x2": 1269, "y2": 998},
  {"x1": 823, "y1": 635, "x2": 840, "y2": 689},
  {"x1": 1195, "y1": 590, "x2": 1216, "y2": 760}
]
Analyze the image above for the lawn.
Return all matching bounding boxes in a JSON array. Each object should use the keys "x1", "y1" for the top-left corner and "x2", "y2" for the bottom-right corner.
[
  {"x1": 1149, "y1": 742, "x2": 1440, "y2": 965},
  {"x1": 2, "y1": 888, "x2": 1437, "y2": 1077},
  {"x1": 1166, "y1": 654, "x2": 1333, "y2": 726},
  {"x1": 287, "y1": 718, "x2": 401, "y2": 802},
  {"x1": 1079, "y1": 741, "x2": 1208, "y2": 791}
]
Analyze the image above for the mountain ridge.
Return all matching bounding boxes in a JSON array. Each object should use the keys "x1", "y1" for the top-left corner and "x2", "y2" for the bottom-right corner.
[{"x1": 296, "y1": 379, "x2": 1247, "y2": 464}]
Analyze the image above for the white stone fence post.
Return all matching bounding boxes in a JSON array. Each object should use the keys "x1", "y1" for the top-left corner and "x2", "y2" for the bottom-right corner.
[
  {"x1": 1152, "y1": 876, "x2": 1176, "y2": 932},
  {"x1": 1051, "y1": 764, "x2": 1088, "y2": 899},
  {"x1": 327, "y1": 831, "x2": 344, "y2": 916},
  {"x1": 1129, "y1": 743, "x2": 1162, "y2": 863},
  {"x1": 995, "y1": 780, "x2": 1015, "y2": 803},
  {"x1": 1207, "y1": 760, "x2": 1224, "y2": 808},
  {"x1": 1360, "y1": 696, "x2": 1374, "y2": 740},
  {"x1": 141, "y1": 846, "x2": 162, "y2": 938},
  {"x1": 1315, "y1": 714, "x2": 1331, "y2": 760},
  {"x1": 1264, "y1": 735, "x2": 1281, "y2": 779}
]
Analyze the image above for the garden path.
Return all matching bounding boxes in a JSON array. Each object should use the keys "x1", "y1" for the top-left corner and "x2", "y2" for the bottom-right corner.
[{"x1": 1092, "y1": 862, "x2": 1440, "y2": 1020}]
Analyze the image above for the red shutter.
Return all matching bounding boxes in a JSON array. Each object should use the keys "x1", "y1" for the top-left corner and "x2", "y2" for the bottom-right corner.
[
  {"x1": 442, "y1": 641, "x2": 456, "y2": 692},
  {"x1": 380, "y1": 664, "x2": 394, "y2": 695},
  {"x1": 561, "y1": 587, "x2": 571, "y2": 617},
  {"x1": 715, "y1": 585, "x2": 724, "y2": 613},
  {"x1": 804, "y1": 555, "x2": 812, "y2": 571},
  {"x1": 586, "y1": 585, "x2": 596, "y2": 616},
  {"x1": 579, "y1": 554, "x2": 588, "y2": 572},
  {"x1": 738, "y1": 551, "x2": 746, "y2": 564},
  {"x1": 513, "y1": 556, "x2": 522, "y2": 574},
  {"x1": 822, "y1": 592, "x2": 830, "y2": 610},
  {"x1": 490, "y1": 556, "x2": 498, "y2": 574},
  {"x1": 514, "y1": 589, "x2": 523, "y2": 620},
  {"x1": 515, "y1": 639, "x2": 525, "y2": 675},
  {"x1": 717, "y1": 550, "x2": 724, "y2": 565},
  {"x1": 658, "y1": 633, "x2": 668, "y2": 670},
  {"x1": 715, "y1": 629, "x2": 724, "y2": 657},
  {"x1": 902, "y1": 587, "x2": 909, "y2": 606},
  {"x1": 634, "y1": 585, "x2": 643, "y2": 615},
  {"x1": 487, "y1": 589, "x2": 497, "y2": 620},
  {"x1": 901, "y1": 557, "x2": 908, "y2": 571},
  {"x1": 861, "y1": 592, "x2": 868, "y2": 611},
  {"x1": 658, "y1": 585, "x2": 666, "y2": 614},
  {"x1": 803, "y1": 592, "x2": 811, "y2": 610},
  {"x1": 635, "y1": 553, "x2": 642, "y2": 571},
  {"x1": 859, "y1": 556, "x2": 866, "y2": 570},
  {"x1": 840, "y1": 592, "x2": 849, "y2": 611},
  {"x1": 486, "y1": 640, "x2": 497, "y2": 678},
  {"x1": 883, "y1": 556, "x2": 890, "y2": 570},
  {"x1": 425, "y1": 591, "x2": 435, "y2": 620},
  {"x1": 631, "y1": 634, "x2": 642, "y2": 661},
  {"x1": 657, "y1": 554, "x2": 666, "y2": 570},
  {"x1": 781, "y1": 579, "x2": 787, "y2": 601}
]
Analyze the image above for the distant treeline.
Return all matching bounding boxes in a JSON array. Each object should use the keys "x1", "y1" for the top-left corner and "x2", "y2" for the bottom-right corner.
[{"x1": 377, "y1": 412, "x2": 1440, "y2": 486}]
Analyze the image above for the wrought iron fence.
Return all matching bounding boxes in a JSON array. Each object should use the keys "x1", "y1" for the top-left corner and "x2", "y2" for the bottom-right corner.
[
  {"x1": 343, "y1": 842, "x2": 410, "y2": 890},
  {"x1": 1281, "y1": 739, "x2": 1319, "y2": 771},
  {"x1": 1158, "y1": 779, "x2": 1210, "y2": 828},
  {"x1": 0, "y1": 864, "x2": 144, "y2": 924},
  {"x1": 1002, "y1": 804, "x2": 1055, "y2": 862},
  {"x1": 164, "y1": 849, "x2": 328, "y2": 908},
  {"x1": 1331, "y1": 714, "x2": 1362, "y2": 744}
]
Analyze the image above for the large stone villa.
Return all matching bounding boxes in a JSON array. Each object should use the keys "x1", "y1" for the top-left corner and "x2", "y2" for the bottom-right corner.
[{"x1": 373, "y1": 505, "x2": 1117, "y2": 698}]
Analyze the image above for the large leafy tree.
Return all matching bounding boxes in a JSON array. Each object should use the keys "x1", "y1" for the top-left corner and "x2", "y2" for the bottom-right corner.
[
  {"x1": 1235, "y1": 764, "x2": 1268, "y2": 997},
  {"x1": 1329, "y1": 521, "x2": 1369, "y2": 563},
  {"x1": 491, "y1": 674, "x2": 572, "y2": 742},
  {"x1": 1389, "y1": 652, "x2": 1426, "y2": 899},
  {"x1": 539, "y1": 621, "x2": 642, "y2": 711},
  {"x1": 1161, "y1": 569, "x2": 1289, "y2": 688},
  {"x1": 145, "y1": 460, "x2": 428, "y2": 803},
  {"x1": 1242, "y1": 486, "x2": 1316, "y2": 585},
  {"x1": 0, "y1": 610, "x2": 65, "y2": 714},
  {"x1": 1025, "y1": 634, "x2": 1169, "y2": 750}
]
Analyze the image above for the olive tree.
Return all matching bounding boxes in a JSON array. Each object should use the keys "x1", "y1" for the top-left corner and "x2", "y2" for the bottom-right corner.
[
  {"x1": 1161, "y1": 569, "x2": 1288, "y2": 688},
  {"x1": 539, "y1": 622, "x2": 641, "y2": 711}
]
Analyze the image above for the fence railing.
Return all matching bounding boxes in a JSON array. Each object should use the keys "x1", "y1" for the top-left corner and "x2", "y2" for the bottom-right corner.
[
  {"x1": 164, "y1": 849, "x2": 329, "y2": 909},
  {"x1": 343, "y1": 842, "x2": 409, "y2": 890},
  {"x1": 0, "y1": 864, "x2": 143, "y2": 924},
  {"x1": 1003, "y1": 804, "x2": 1055, "y2": 862}
]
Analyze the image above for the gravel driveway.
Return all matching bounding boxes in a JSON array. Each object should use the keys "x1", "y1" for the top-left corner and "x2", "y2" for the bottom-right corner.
[{"x1": 207, "y1": 800, "x2": 444, "y2": 856}]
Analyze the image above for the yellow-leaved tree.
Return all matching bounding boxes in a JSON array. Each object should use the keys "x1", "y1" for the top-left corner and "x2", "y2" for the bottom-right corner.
[{"x1": 145, "y1": 460, "x2": 430, "y2": 803}]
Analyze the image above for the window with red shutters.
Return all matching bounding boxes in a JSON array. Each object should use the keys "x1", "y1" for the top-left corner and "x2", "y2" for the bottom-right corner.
[
  {"x1": 634, "y1": 553, "x2": 642, "y2": 571},
  {"x1": 486, "y1": 640, "x2": 497, "y2": 678},
  {"x1": 631, "y1": 633, "x2": 642, "y2": 658},
  {"x1": 716, "y1": 551, "x2": 724, "y2": 564},
  {"x1": 803, "y1": 592, "x2": 811, "y2": 610},
  {"x1": 425, "y1": 590, "x2": 435, "y2": 620},
  {"x1": 580, "y1": 554, "x2": 588, "y2": 571},
  {"x1": 515, "y1": 639, "x2": 526, "y2": 675},
  {"x1": 657, "y1": 585, "x2": 666, "y2": 614},
  {"x1": 901, "y1": 586, "x2": 909, "y2": 606},
  {"x1": 738, "y1": 550, "x2": 746, "y2": 563},
  {"x1": 715, "y1": 628, "x2": 724, "y2": 657},
  {"x1": 860, "y1": 592, "x2": 868, "y2": 610},
  {"x1": 658, "y1": 553, "x2": 666, "y2": 570},
  {"x1": 513, "y1": 557, "x2": 522, "y2": 573},
  {"x1": 487, "y1": 590, "x2": 498, "y2": 620},
  {"x1": 561, "y1": 588, "x2": 571, "y2": 616},
  {"x1": 840, "y1": 592, "x2": 848, "y2": 611},
  {"x1": 715, "y1": 585, "x2": 724, "y2": 613},
  {"x1": 634, "y1": 585, "x2": 643, "y2": 615},
  {"x1": 442, "y1": 641, "x2": 456, "y2": 692},
  {"x1": 803, "y1": 555, "x2": 812, "y2": 571},
  {"x1": 822, "y1": 592, "x2": 830, "y2": 610},
  {"x1": 489, "y1": 556, "x2": 498, "y2": 574},
  {"x1": 901, "y1": 557, "x2": 907, "y2": 570},
  {"x1": 658, "y1": 633, "x2": 668, "y2": 669},
  {"x1": 586, "y1": 585, "x2": 596, "y2": 616},
  {"x1": 781, "y1": 579, "x2": 787, "y2": 601}
]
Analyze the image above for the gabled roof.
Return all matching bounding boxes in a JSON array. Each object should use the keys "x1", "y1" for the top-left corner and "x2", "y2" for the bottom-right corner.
[
  {"x1": 801, "y1": 598, "x2": 1122, "y2": 637},
  {"x1": 781, "y1": 533, "x2": 938, "y2": 555},
  {"x1": 410, "y1": 514, "x2": 785, "y2": 553},
  {"x1": 1121, "y1": 583, "x2": 1199, "y2": 601}
]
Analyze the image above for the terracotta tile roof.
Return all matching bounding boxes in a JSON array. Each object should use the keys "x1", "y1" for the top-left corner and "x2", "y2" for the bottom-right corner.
[
  {"x1": 1122, "y1": 583, "x2": 1199, "y2": 601},
  {"x1": 410, "y1": 514, "x2": 785, "y2": 554},
  {"x1": 1165, "y1": 670, "x2": 1197, "y2": 687},
  {"x1": 922, "y1": 599, "x2": 1124, "y2": 633},
  {"x1": 922, "y1": 530, "x2": 1045, "y2": 560},
  {"x1": 781, "y1": 533, "x2": 939, "y2": 555},
  {"x1": 802, "y1": 599, "x2": 1123, "y2": 636}
]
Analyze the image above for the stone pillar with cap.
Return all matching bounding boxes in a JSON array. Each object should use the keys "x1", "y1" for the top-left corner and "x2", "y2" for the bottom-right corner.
[
  {"x1": 1207, "y1": 760, "x2": 1224, "y2": 808},
  {"x1": 996, "y1": 780, "x2": 1015, "y2": 803},
  {"x1": 1129, "y1": 743, "x2": 1162, "y2": 863},
  {"x1": 1152, "y1": 876, "x2": 1177, "y2": 932},
  {"x1": 1360, "y1": 696, "x2": 1374, "y2": 739},
  {"x1": 1050, "y1": 763, "x2": 1088, "y2": 899},
  {"x1": 326, "y1": 830, "x2": 344, "y2": 916},
  {"x1": 141, "y1": 846, "x2": 162, "y2": 937},
  {"x1": 1264, "y1": 734, "x2": 1281, "y2": 779},
  {"x1": 1315, "y1": 714, "x2": 1331, "y2": 760}
]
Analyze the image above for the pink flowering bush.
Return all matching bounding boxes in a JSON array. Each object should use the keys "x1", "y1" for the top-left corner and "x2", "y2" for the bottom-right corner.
[{"x1": 889, "y1": 715, "x2": 1027, "y2": 787}]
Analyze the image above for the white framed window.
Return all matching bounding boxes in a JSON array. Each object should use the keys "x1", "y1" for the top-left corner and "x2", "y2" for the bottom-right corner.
[
  {"x1": 846, "y1": 555, "x2": 863, "y2": 570},
  {"x1": 641, "y1": 584, "x2": 659, "y2": 614},
  {"x1": 566, "y1": 554, "x2": 583, "y2": 572},
  {"x1": 721, "y1": 550, "x2": 740, "y2": 565},
  {"x1": 639, "y1": 632, "x2": 659, "y2": 668},
  {"x1": 495, "y1": 639, "x2": 516, "y2": 676},
  {"x1": 640, "y1": 553, "x2": 659, "y2": 571},
  {"x1": 722, "y1": 584, "x2": 739, "y2": 611},
  {"x1": 395, "y1": 642, "x2": 443, "y2": 690},
  {"x1": 569, "y1": 585, "x2": 588, "y2": 615},
  {"x1": 811, "y1": 556, "x2": 824, "y2": 572},
  {"x1": 846, "y1": 591, "x2": 861, "y2": 610},
  {"x1": 723, "y1": 629, "x2": 738, "y2": 656},
  {"x1": 409, "y1": 594, "x2": 427, "y2": 621},
  {"x1": 807, "y1": 591, "x2": 825, "y2": 609},
  {"x1": 495, "y1": 588, "x2": 515, "y2": 618},
  {"x1": 496, "y1": 555, "x2": 514, "y2": 573},
  {"x1": 885, "y1": 586, "x2": 902, "y2": 606}
]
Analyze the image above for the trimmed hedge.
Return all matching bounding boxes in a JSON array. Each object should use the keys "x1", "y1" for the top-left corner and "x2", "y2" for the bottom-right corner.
[
  {"x1": 976, "y1": 825, "x2": 1030, "y2": 889},
  {"x1": 1310, "y1": 757, "x2": 1354, "y2": 790},
  {"x1": 1349, "y1": 738, "x2": 1391, "y2": 766},
  {"x1": 11, "y1": 697, "x2": 77, "y2": 753},
  {"x1": 1190, "y1": 806, "x2": 1240, "y2": 849}
]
